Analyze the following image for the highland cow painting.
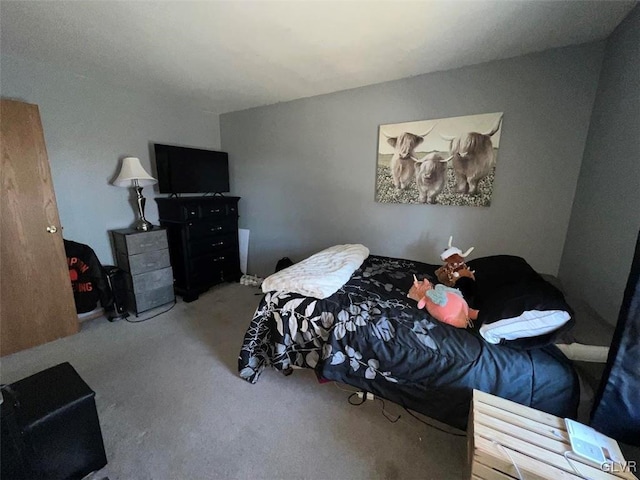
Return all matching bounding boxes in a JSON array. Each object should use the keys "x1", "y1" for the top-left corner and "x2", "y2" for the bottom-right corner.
[{"x1": 375, "y1": 112, "x2": 503, "y2": 206}]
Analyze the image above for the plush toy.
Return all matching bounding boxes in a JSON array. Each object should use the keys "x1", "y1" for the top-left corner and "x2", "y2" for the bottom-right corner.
[
  {"x1": 435, "y1": 236, "x2": 476, "y2": 287},
  {"x1": 407, "y1": 275, "x2": 478, "y2": 328}
]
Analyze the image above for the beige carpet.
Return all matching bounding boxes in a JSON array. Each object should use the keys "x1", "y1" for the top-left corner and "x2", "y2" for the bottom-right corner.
[{"x1": 1, "y1": 283, "x2": 467, "y2": 480}]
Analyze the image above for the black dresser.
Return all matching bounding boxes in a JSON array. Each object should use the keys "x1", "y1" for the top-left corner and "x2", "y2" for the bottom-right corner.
[{"x1": 156, "y1": 196, "x2": 241, "y2": 302}]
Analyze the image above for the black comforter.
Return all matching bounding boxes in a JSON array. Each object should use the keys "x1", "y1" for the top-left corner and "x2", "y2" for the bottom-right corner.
[{"x1": 238, "y1": 255, "x2": 578, "y2": 429}]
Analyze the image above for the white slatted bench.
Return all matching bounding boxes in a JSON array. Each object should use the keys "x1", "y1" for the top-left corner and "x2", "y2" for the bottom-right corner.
[{"x1": 468, "y1": 389, "x2": 637, "y2": 480}]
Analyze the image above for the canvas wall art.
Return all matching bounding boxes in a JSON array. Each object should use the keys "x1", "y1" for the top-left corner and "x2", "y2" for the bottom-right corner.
[{"x1": 375, "y1": 112, "x2": 503, "y2": 207}]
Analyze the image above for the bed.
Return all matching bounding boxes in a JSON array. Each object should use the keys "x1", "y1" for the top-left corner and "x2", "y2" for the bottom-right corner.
[{"x1": 238, "y1": 253, "x2": 579, "y2": 430}]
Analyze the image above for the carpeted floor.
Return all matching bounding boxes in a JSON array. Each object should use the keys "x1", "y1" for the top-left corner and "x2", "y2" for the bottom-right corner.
[{"x1": 1, "y1": 283, "x2": 467, "y2": 480}]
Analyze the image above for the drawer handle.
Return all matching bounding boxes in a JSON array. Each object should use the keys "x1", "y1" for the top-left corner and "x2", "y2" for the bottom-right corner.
[
  {"x1": 210, "y1": 209, "x2": 221, "y2": 213},
  {"x1": 210, "y1": 226, "x2": 223, "y2": 232},
  {"x1": 190, "y1": 211, "x2": 196, "y2": 215},
  {"x1": 212, "y1": 241, "x2": 224, "y2": 247}
]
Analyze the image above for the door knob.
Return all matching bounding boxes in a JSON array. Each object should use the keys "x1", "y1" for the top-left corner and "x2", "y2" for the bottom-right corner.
[{"x1": 46, "y1": 225, "x2": 58, "y2": 233}]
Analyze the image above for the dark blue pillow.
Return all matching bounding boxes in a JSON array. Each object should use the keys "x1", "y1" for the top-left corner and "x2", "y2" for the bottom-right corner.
[{"x1": 466, "y1": 255, "x2": 574, "y2": 349}]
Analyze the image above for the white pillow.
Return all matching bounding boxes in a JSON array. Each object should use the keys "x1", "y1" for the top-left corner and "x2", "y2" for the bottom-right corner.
[{"x1": 480, "y1": 310, "x2": 571, "y2": 345}]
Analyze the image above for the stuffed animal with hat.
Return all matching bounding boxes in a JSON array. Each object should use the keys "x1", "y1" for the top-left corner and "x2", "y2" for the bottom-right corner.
[{"x1": 435, "y1": 236, "x2": 475, "y2": 287}]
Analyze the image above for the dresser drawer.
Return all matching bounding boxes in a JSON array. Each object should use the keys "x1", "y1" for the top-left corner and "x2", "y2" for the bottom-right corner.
[
  {"x1": 114, "y1": 229, "x2": 168, "y2": 255},
  {"x1": 190, "y1": 251, "x2": 238, "y2": 284},
  {"x1": 199, "y1": 204, "x2": 227, "y2": 218},
  {"x1": 128, "y1": 285, "x2": 175, "y2": 313},
  {"x1": 117, "y1": 248, "x2": 170, "y2": 275},
  {"x1": 126, "y1": 266, "x2": 173, "y2": 295},
  {"x1": 181, "y1": 203, "x2": 200, "y2": 220},
  {"x1": 190, "y1": 252, "x2": 229, "y2": 273},
  {"x1": 189, "y1": 234, "x2": 237, "y2": 258},
  {"x1": 156, "y1": 199, "x2": 233, "y2": 221},
  {"x1": 187, "y1": 219, "x2": 236, "y2": 239}
]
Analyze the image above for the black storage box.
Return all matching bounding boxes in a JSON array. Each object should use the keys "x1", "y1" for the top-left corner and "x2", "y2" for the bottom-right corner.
[{"x1": 1, "y1": 362, "x2": 107, "y2": 480}]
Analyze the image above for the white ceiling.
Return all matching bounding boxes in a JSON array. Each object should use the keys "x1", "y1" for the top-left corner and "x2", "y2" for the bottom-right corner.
[{"x1": 1, "y1": 1, "x2": 636, "y2": 114}]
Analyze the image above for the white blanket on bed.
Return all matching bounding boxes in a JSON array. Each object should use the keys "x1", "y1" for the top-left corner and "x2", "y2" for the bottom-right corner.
[{"x1": 261, "y1": 244, "x2": 370, "y2": 299}]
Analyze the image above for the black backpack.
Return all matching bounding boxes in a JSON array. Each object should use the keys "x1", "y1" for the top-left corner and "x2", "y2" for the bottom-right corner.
[{"x1": 275, "y1": 257, "x2": 294, "y2": 272}]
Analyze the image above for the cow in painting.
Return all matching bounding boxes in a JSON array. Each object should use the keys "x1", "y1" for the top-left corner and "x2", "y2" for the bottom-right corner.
[
  {"x1": 382, "y1": 125, "x2": 435, "y2": 190},
  {"x1": 414, "y1": 152, "x2": 447, "y2": 204},
  {"x1": 440, "y1": 115, "x2": 502, "y2": 195}
]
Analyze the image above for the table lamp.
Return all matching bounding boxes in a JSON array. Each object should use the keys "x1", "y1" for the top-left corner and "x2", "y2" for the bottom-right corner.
[{"x1": 113, "y1": 156, "x2": 157, "y2": 231}]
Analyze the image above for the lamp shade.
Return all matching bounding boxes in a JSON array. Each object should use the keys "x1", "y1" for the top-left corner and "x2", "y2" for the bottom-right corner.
[{"x1": 113, "y1": 157, "x2": 157, "y2": 187}]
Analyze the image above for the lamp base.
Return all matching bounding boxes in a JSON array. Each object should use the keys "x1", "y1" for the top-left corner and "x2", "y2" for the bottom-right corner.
[
  {"x1": 132, "y1": 184, "x2": 153, "y2": 231},
  {"x1": 135, "y1": 219, "x2": 154, "y2": 231}
]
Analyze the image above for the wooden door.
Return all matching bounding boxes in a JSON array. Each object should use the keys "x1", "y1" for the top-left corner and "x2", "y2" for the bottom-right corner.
[{"x1": 1, "y1": 99, "x2": 78, "y2": 356}]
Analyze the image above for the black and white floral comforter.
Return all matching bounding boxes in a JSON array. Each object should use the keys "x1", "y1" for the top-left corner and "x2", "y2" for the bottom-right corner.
[{"x1": 238, "y1": 255, "x2": 578, "y2": 429}]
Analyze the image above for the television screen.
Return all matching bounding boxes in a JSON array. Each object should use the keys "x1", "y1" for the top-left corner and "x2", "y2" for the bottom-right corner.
[{"x1": 154, "y1": 144, "x2": 230, "y2": 194}]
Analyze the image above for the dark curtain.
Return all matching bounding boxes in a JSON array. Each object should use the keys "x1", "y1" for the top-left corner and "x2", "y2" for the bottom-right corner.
[{"x1": 590, "y1": 230, "x2": 640, "y2": 446}]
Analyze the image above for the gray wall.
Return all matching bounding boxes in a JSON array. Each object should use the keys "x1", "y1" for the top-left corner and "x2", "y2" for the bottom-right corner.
[
  {"x1": 1, "y1": 54, "x2": 220, "y2": 264},
  {"x1": 559, "y1": 7, "x2": 640, "y2": 325},
  {"x1": 221, "y1": 43, "x2": 604, "y2": 277}
]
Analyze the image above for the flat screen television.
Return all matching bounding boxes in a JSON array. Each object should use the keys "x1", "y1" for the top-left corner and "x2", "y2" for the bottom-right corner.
[{"x1": 154, "y1": 143, "x2": 230, "y2": 194}]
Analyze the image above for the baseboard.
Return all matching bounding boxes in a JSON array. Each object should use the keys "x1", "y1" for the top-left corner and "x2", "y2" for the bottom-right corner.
[{"x1": 77, "y1": 308, "x2": 106, "y2": 323}]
